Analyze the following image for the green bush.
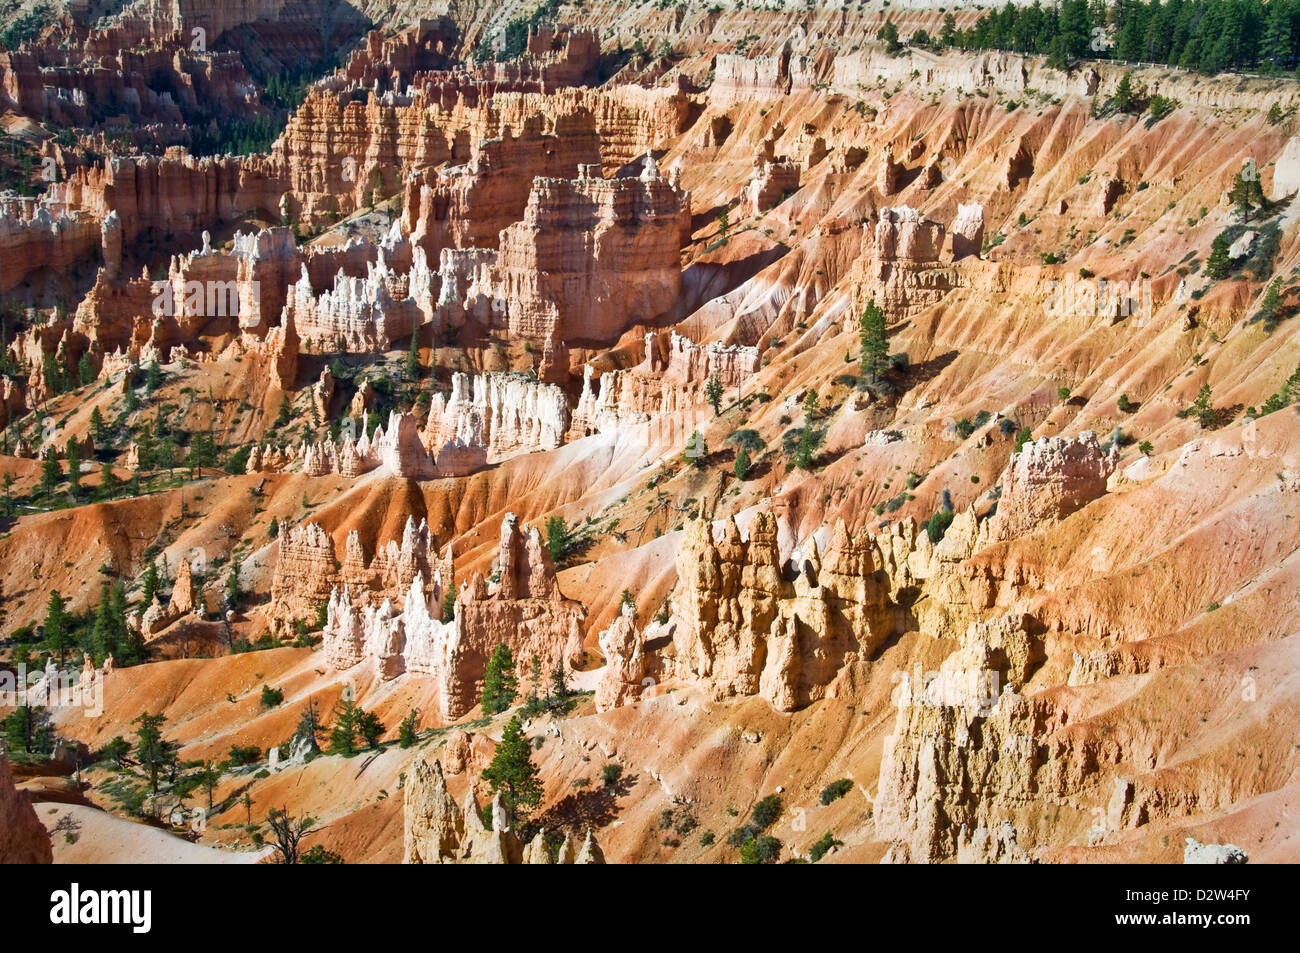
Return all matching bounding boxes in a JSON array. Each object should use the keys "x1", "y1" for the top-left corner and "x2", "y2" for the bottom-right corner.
[
  {"x1": 819, "y1": 779, "x2": 853, "y2": 805},
  {"x1": 750, "y1": 794, "x2": 782, "y2": 830},
  {"x1": 808, "y1": 831, "x2": 844, "y2": 863}
]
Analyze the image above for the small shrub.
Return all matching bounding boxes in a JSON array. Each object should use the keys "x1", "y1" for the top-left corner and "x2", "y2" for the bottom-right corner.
[
  {"x1": 808, "y1": 831, "x2": 844, "y2": 863},
  {"x1": 819, "y1": 779, "x2": 853, "y2": 805}
]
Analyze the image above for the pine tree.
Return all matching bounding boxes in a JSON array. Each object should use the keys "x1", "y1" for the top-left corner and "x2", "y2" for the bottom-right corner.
[
  {"x1": 224, "y1": 564, "x2": 241, "y2": 610},
  {"x1": 66, "y1": 441, "x2": 81, "y2": 497},
  {"x1": 859, "y1": 298, "x2": 888, "y2": 382},
  {"x1": 91, "y1": 581, "x2": 120, "y2": 660},
  {"x1": 140, "y1": 560, "x2": 160, "y2": 605},
  {"x1": 4, "y1": 705, "x2": 52, "y2": 755},
  {"x1": 1261, "y1": 2, "x2": 1293, "y2": 72},
  {"x1": 40, "y1": 454, "x2": 62, "y2": 499},
  {"x1": 145, "y1": 360, "x2": 162, "y2": 393},
  {"x1": 406, "y1": 323, "x2": 421, "y2": 381},
  {"x1": 194, "y1": 761, "x2": 220, "y2": 810},
  {"x1": 1114, "y1": 72, "x2": 1134, "y2": 112},
  {"x1": 43, "y1": 590, "x2": 73, "y2": 662},
  {"x1": 90, "y1": 406, "x2": 106, "y2": 445},
  {"x1": 398, "y1": 708, "x2": 419, "y2": 748},
  {"x1": 133, "y1": 711, "x2": 171, "y2": 797},
  {"x1": 480, "y1": 715, "x2": 543, "y2": 825},
  {"x1": 1059, "y1": 0, "x2": 1091, "y2": 59},
  {"x1": 441, "y1": 585, "x2": 455, "y2": 623},
  {"x1": 1205, "y1": 232, "x2": 1233, "y2": 279},
  {"x1": 1258, "y1": 278, "x2": 1284, "y2": 324},
  {"x1": 329, "y1": 695, "x2": 360, "y2": 755},
  {"x1": 294, "y1": 700, "x2": 322, "y2": 753},
  {"x1": 880, "y1": 19, "x2": 902, "y2": 53},
  {"x1": 100, "y1": 462, "x2": 120, "y2": 500},
  {"x1": 358, "y1": 710, "x2": 385, "y2": 750},
  {"x1": 939, "y1": 12, "x2": 957, "y2": 47},
  {"x1": 78, "y1": 352, "x2": 94, "y2": 387},
  {"x1": 1228, "y1": 170, "x2": 1256, "y2": 222},
  {"x1": 480, "y1": 643, "x2": 518, "y2": 715},
  {"x1": 706, "y1": 371, "x2": 723, "y2": 416},
  {"x1": 1192, "y1": 383, "x2": 1216, "y2": 428},
  {"x1": 784, "y1": 424, "x2": 825, "y2": 471},
  {"x1": 734, "y1": 446, "x2": 752, "y2": 480},
  {"x1": 544, "y1": 515, "x2": 568, "y2": 564}
]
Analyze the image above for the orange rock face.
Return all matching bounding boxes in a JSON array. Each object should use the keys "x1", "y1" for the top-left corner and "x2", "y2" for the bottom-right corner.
[
  {"x1": 0, "y1": 757, "x2": 52, "y2": 864},
  {"x1": 493, "y1": 172, "x2": 689, "y2": 344}
]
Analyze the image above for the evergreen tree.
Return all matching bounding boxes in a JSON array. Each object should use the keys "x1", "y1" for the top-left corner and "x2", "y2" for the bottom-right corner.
[
  {"x1": 194, "y1": 761, "x2": 220, "y2": 809},
  {"x1": 78, "y1": 352, "x2": 94, "y2": 387},
  {"x1": 783, "y1": 425, "x2": 825, "y2": 471},
  {"x1": 294, "y1": 700, "x2": 322, "y2": 753},
  {"x1": 140, "y1": 560, "x2": 161, "y2": 605},
  {"x1": 91, "y1": 581, "x2": 120, "y2": 660},
  {"x1": 480, "y1": 715, "x2": 543, "y2": 824},
  {"x1": 102, "y1": 735, "x2": 131, "y2": 767},
  {"x1": 480, "y1": 643, "x2": 518, "y2": 715},
  {"x1": 544, "y1": 515, "x2": 568, "y2": 564},
  {"x1": 880, "y1": 18, "x2": 902, "y2": 53},
  {"x1": 1257, "y1": 277, "x2": 1284, "y2": 323},
  {"x1": 358, "y1": 710, "x2": 385, "y2": 749},
  {"x1": 706, "y1": 371, "x2": 723, "y2": 416},
  {"x1": 3, "y1": 705, "x2": 52, "y2": 755},
  {"x1": 145, "y1": 360, "x2": 162, "y2": 393},
  {"x1": 99, "y1": 462, "x2": 120, "y2": 500},
  {"x1": 66, "y1": 441, "x2": 81, "y2": 497},
  {"x1": 859, "y1": 298, "x2": 888, "y2": 382},
  {"x1": 1060, "y1": 0, "x2": 1092, "y2": 59},
  {"x1": 406, "y1": 323, "x2": 421, "y2": 381},
  {"x1": 940, "y1": 12, "x2": 957, "y2": 47},
  {"x1": 329, "y1": 695, "x2": 361, "y2": 755},
  {"x1": 89, "y1": 406, "x2": 106, "y2": 445},
  {"x1": 1261, "y1": 2, "x2": 1293, "y2": 72},
  {"x1": 1205, "y1": 232, "x2": 1233, "y2": 279},
  {"x1": 42, "y1": 590, "x2": 74, "y2": 662},
  {"x1": 40, "y1": 454, "x2": 62, "y2": 499},
  {"x1": 1192, "y1": 383, "x2": 1216, "y2": 427},
  {"x1": 156, "y1": 437, "x2": 177, "y2": 478},
  {"x1": 1114, "y1": 71, "x2": 1135, "y2": 112},
  {"x1": 133, "y1": 711, "x2": 171, "y2": 797},
  {"x1": 548, "y1": 665, "x2": 569, "y2": 706},
  {"x1": 1228, "y1": 170, "x2": 1256, "y2": 221},
  {"x1": 224, "y1": 564, "x2": 242, "y2": 610},
  {"x1": 398, "y1": 708, "x2": 419, "y2": 748},
  {"x1": 734, "y1": 446, "x2": 752, "y2": 480},
  {"x1": 441, "y1": 585, "x2": 455, "y2": 623}
]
